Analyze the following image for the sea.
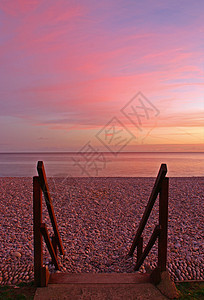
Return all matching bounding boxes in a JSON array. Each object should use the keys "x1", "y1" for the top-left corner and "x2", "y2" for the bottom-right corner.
[{"x1": 0, "y1": 152, "x2": 203, "y2": 177}]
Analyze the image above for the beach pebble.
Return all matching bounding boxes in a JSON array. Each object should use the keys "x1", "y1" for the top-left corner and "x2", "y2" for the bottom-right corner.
[
  {"x1": 0, "y1": 177, "x2": 203, "y2": 284},
  {"x1": 11, "y1": 252, "x2": 21, "y2": 258}
]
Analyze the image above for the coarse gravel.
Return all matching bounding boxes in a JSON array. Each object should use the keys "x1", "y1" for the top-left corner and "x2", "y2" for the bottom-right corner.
[{"x1": 0, "y1": 176, "x2": 203, "y2": 285}]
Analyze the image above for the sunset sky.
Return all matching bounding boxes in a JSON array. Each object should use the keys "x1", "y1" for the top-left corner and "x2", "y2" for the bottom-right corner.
[{"x1": 0, "y1": 0, "x2": 203, "y2": 152}]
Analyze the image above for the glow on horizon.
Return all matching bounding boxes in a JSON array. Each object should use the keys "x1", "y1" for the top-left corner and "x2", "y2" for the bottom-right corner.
[{"x1": 0, "y1": 0, "x2": 203, "y2": 152}]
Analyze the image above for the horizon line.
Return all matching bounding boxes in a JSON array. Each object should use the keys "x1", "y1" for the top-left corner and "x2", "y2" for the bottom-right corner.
[{"x1": 0, "y1": 151, "x2": 204, "y2": 154}]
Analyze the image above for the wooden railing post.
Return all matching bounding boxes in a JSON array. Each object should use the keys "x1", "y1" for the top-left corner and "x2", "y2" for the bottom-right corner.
[
  {"x1": 158, "y1": 177, "x2": 169, "y2": 272},
  {"x1": 33, "y1": 176, "x2": 43, "y2": 287}
]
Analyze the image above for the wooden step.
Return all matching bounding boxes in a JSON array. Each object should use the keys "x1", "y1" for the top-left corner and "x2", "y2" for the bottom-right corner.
[
  {"x1": 49, "y1": 272, "x2": 150, "y2": 284},
  {"x1": 34, "y1": 273, "x2": 168, "y2": 299}
]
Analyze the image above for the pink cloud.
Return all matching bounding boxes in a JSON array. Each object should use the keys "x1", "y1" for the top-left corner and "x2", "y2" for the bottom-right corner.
[
  {"x1": 0, "y1": 1, "x2": 203, "y2": 150},
  {"x1": 0, "y1": 0, "x2": 40, "y2": 16}
]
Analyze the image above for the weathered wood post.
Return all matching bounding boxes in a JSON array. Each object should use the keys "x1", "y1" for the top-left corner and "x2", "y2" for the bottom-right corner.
[
  {"x1": 33, "y1": 176, "x2": 43, "y2": 286},
  {"x1": 158, "y1": 177, "x2": 169, "y2": 272}
]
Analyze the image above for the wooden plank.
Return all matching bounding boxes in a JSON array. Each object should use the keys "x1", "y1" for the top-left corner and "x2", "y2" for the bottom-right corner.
[
  {"x1": 40, "y1": 265, "x2": 50, "y2": 287},
  {"x1": 49, "y1": 273, "x2": 150, "y2": 284},
  {"x1": 40, "y1": 223, "x2": 60, "y2": 270},
  {"x1": 134, "y1": 225, "x2": 161, "y2": 271},
  {"x1": 129, "y1": 164, "x2": 167, "y2": 256},
  {"x1": 37, "y1": 161, "x2": 64, "y2": 255},
  {"x1": 158, "y1": 177, "x2": 169, "y2": 272},
  {"x1": 33, "y1": 176, "x2": 43, "y2": 287}
]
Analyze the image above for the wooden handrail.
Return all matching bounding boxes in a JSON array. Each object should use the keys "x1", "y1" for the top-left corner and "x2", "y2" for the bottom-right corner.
[
  {"x1": 34, "y1": 162, "x2": 65, "y2": 287},
  {"x1": 37, "y1": 161, "x2": 64, "y2": 255},
  {"x1": 129, "y1": 164, "x2": 167, "y2": 256},
  {"x1": 129, "y1": 164, "x2": 169, "y2": 280}
]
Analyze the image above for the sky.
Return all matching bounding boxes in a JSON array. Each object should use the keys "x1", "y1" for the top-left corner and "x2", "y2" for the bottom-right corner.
[{"x1": 0, "y1": 0, "x2": 204, "y2": 152}]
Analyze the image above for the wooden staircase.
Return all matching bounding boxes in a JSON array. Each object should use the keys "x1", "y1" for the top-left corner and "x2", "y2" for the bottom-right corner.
[
  {"x1": 34, "y1": 273, "x2": 168, "y2": 299},
  {"x1": 33, "y1": 162, "x2": 178, "y2": 299}
]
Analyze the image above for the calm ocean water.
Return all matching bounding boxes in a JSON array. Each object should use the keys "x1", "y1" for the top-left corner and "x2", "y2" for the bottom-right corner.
[{"x1": 0, "y1": 152, "x2": 203, "y2": 177}]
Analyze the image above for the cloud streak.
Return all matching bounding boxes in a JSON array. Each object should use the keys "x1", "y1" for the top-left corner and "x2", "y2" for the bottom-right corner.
[{"x1": 0, "y1": 0, "x2": 203, "y2": 151}]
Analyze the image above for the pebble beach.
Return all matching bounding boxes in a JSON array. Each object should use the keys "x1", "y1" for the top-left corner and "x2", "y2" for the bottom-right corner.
[{"x1": 0, "y1": 176, "x2": 203, "y2": 285}]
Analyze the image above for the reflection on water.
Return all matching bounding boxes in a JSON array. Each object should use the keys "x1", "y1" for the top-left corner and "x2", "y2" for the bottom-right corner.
[{"x1": 0, "y1": 152, "x2": 203, "y2": 177}]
